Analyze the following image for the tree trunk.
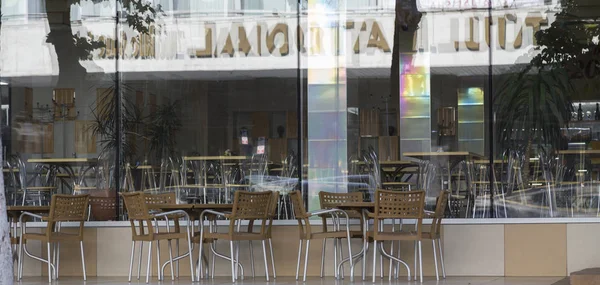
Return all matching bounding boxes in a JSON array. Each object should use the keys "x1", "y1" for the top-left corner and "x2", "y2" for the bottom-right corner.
[
  {"x1": 390, "y1": 0, "x2": 421, "y2": 104},
  {"x1": 44, "y1": 2, "x2": 87, "y2": 86},
  {"x1": 0, "y1": 5, "x2": 13, "y2": 282},
  {"x1": 0, "y1": 110, "x2": 13, "y2": 284}
]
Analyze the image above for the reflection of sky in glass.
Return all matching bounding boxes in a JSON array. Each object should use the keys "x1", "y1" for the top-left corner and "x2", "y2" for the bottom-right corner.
[
  {"x1": 458, "y1": 87, "x2": 484, "y2": 106},
  {"x1": 306, "y1": 0, "x2": 347, "y2": 207},
  {"x1": 399, "y1": 53, "x2": 431, "y2": 153}
]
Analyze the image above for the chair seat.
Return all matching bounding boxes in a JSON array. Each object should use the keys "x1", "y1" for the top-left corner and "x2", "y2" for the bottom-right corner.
[
  {"x1": 420, "y1": 232, "x2": 440, "y2": 240},
  {"x1": 305, "y1": 230, "x2": 349, "y2": 240},
  {"x1": 366, "y1": 230, "x2": 419, "y2": 241},
  {"x1": 191, "y1": 233, "x2": 217, "y2": 244},
  {"x1": 132, "y1": 231, "x2": 188, "y2": 242},
  {"x1": 319, "y1": 211, "x2": 363, "y2": 220},
  {"x1": 24, "y1": 232, "x2": 82, "y2": 242},
  {"x1": 205, "y1": 232, "x2": 265, "y2": 241},
  {"x1": 11, "y1": 236, "x2": 26, "y2": 245},
  {"x1": 321, "y1": 229, "x2": 363, "y2": 239}
]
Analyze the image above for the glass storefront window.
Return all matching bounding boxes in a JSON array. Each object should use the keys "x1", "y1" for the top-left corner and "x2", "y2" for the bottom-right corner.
[{"x1": 3, "y1": 0, "x2": 599, "y2": 221}]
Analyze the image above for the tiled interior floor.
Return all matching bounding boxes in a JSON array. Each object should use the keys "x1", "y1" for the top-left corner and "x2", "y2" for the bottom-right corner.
[{"x1": 16, "y1": 276, "x2": 567, "y2": 285}]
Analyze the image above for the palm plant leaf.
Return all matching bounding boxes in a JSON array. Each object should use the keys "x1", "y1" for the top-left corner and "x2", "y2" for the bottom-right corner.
[
  {"x1": 495, "y1": 69, "x2": 574, "y2": 151},
  {"x1": 88, "y1": 77, "x2": 146, "y2": 162}
]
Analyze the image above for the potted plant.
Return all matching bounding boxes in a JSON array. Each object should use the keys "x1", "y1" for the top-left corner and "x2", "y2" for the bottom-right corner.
[{"x1": 144, "y1": 100, "x2": 182, "y2": 191}]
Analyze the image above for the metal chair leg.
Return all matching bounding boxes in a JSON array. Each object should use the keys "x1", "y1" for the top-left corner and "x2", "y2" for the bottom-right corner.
[
  {"x1": 249, "y1": 241, "x2": 255, "y2": 278},
  {"x1": 418, "y1": 240, "x2": 423, "y2": 283},
  {"x1": 295, "y1": 240, "x2": 303, "y2": 280},
  {"x1": 211, "y1": 242, "x2": 216, "y2": 279},
  {"x1": 47, "y1": 242, "x2": 52, "y2": 283},
  {"x1": 56, "y1": 243, "x2": 60, "y2": 279},
  {"x1": 432, "y1": 239, "x2": 439, "y2": 281},
  {"x1": 80, "y1": 241, "x2": 87, "y2": 281},
  {"x1": 18, "y1": 235, "x2": 24, "y2": 280},
  {"x1": 379, "y1": 246, "x2": 383, "y2": 279},
  {"x1": 303, "y1": 240, "x2": 310, "y2": 282},
  {"x1": 339, "y1": 239, "x2": 345, "y2": 279},
  {"x1": 167, "y1": 240, "x2": 175, "y2": 281},
  {"x1": 156, "y1": 241, "x2": 161, "y2": 280},
  {"x1": 262, "y1": 240, "x2": 270, "y2": 281},
  {"x1": 137, "y1": 242, "x2": 143, "y2": 280},
  {"x1": 186, "y1": 233, "x2": 195, "y2": 282},
  {"x1": 362, "y1": 239, "x2": 367, "y2": 281},
  {"x1": 146, "y1": 241, "x2": 152, "y2": 284},
  {"x1": 128, "y1": 241, "x2": 135, "y2": 282},
  {"x1": 413, "y1": 241, "x2": 418, "y2": 281},
  {"x1": 438, "y1": 239, "x2": 446, "y2": 278},
  {"x1": 388, "y1": 240, "x2": 394, "y2": 281},
  {"x1": 269, "y1": 238, "x2": 276, "y2": 278},
  {"x1": 333, "y1": 238, "x2": 338, "y2": 278},
  {"x1": 176, "y1": 239, "x2": 180, "y2": 278},
  {"x1": 372, "y1": 240, "x2": 377, "y2": 283},
  {"x1": 229, "y1": 241, "x2": 236, "y2": 283},
  {"x1": 320, "y1": 238, "x2": 326, "y2": 278}
]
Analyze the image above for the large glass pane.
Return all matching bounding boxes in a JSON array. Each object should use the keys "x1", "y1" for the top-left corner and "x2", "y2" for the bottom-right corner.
[
  {"x1": 1, "y1": 0, "x2": 118, "y2": 219},
  {"x1": 492, "y1": 0, "x2": 600, "y2": 218},
  {"x1": 115, "y1": 0, "x2": 301, "y2": 217}
]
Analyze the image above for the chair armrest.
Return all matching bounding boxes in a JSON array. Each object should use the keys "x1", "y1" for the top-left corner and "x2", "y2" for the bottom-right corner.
[
  {"x1": 365, "y1": 210, "x2": 376, "y2": 219},
  {"x1": 19, "y1": 212, "x2": 43, "y2": 223},
  {"x1": 19, "y1": 212, "x2": 45, "y2": 234},
  {"x1": 154, "y1": 210, "x2": 190, "y2": 221},
  {"x1": 424, "y1": 210, "x2": 435, "y2": 218},
  {"x1": 199, "y1": 209, "x2": 231, "y2": 220},
  {"x1": 307, "y1": 209, "x2": 351, "y2": 221}
]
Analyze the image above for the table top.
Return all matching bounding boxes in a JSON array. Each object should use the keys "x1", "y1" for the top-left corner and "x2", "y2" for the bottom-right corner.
[
  {"x1": 351, "y1": 160, "x2": 415, "y2": 165},
  {"x1": 6, "y1": 206, "x2": 51, "y2": 220},
  {"x1": 404, "y1": 151, "x2": 483, "y2": 159},
  {"x1": 558, "y1": 150, "x2": 600, "y2": 157},
  {"x1": 183, "y1": 156, "x2": 247, "y2": 161},
  {"x1": 27, "y1": 158, "x2": 99, "y2": 166},
  {"x1": 7, "y1": 206, "x2": 51, "y2": 212},
  {"x1": 147, "y1": 203, "x2": 234, "y2": 211},
  {"x1": 336, "y1": 202, "x2": 375, "y2": 211}
]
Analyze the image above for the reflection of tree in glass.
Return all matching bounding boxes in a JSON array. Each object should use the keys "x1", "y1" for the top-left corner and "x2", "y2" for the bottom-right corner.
[
  {"x1": 70, "y1": 1, "x2": 163, "y2": 163},
  {"x1": 494, "y1": 0, "x2": 591, "y2": 185},
  {"x1": 47, "y1": 0, "x2": 164, "y2": 85}
]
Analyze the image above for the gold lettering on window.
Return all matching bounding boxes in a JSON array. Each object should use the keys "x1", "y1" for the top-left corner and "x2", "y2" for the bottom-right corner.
[
  {"x1": 465, "y1": 17, "x2": 480, "y2": 51},
  {"x1": 98, "y1": 36, "x2": 106, "y2": 58},
  {"x1": 267, "y1": 23, "x2": 289, "y2": 56},
  {"x1": 238, "y1": 26, "x2": 252, "y2": 56},
  {"x1": 296, "y1": 26, "x2": 306, "y2": 54},
  {"x1": 367, "y1": 21, "x2": 390, "y2": 52},
  {"x1": 221, "y1": 34, "x2": 235, "y2": 57},
  {"x1": 497, "y1": 17, "x2": 506, "y2": 49},
  {"x1": 309, "y1": 26, "x2": 323, "y2": 55},
  {"x1": 141, "y1": 26, "x2": 155, "y2": 58},
  {"x1": 525, "y1": 15, "x2": 548, "y2": 45},
  {"x1": 195, "y1": 26, "x2": 213, "y2": 58}
]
